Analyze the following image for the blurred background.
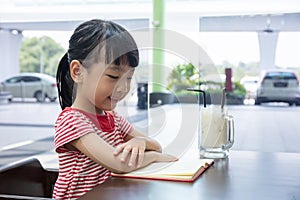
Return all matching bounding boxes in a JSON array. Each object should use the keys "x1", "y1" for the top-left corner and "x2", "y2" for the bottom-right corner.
[{"x1": 1, "y1": 0, "x2": 300, "y2": 163}]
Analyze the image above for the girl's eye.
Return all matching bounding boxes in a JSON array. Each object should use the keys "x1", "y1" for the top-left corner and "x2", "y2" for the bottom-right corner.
[{"x1": 107, "y1": 74, "x2": 119, "y2": 79}]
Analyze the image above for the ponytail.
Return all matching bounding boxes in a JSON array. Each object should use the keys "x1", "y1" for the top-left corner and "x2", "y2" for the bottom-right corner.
[{"x1": 56, "y1": 53, "x2": 75, "y2": 110}]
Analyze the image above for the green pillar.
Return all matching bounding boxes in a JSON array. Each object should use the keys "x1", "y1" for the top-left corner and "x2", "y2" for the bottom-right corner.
[{"x1": 152, "y1": 0, "x2": 165, "y2": 92}]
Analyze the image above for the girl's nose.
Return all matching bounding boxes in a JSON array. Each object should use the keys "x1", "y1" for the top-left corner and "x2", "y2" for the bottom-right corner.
[{"x1": 116, "y1": 78, "x2": 130, "y2": 93}]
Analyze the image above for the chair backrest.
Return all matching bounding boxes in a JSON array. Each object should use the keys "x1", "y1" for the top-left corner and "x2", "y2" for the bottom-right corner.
[{"x1": 0, "y1": 157, "x2": 58, "y2": 198}]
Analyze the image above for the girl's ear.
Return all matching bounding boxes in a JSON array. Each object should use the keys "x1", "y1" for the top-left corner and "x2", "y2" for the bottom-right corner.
[{"x1": 70, "y1": 60, "x2": 84, "y2": 83}]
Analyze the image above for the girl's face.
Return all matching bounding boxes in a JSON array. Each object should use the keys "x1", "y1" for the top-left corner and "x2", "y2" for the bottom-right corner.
[{"x1": 80, "y1": 61, "x2": 134, "y2": 113}]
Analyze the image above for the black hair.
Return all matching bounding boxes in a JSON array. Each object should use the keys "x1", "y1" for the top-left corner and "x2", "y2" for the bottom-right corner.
[{"x1": 56, "y1": 19, "x2": 139, "y2": 110}]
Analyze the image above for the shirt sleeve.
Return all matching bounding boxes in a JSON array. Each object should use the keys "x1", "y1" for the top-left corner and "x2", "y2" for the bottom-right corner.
[
  {"x1": 112, "y1": 111, "x2": 133, "y2": 140},
  {"x1": 54, "y1": 110, "x2": 95, "y2": 153}
]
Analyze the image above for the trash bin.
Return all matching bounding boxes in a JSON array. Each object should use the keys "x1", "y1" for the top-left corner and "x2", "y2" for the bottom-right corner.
[{"x1": 137, "y1": 83, "x2": 148, "y2": 109}]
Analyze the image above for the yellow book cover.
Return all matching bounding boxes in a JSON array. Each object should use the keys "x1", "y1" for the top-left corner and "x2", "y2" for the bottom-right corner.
[{"x1": 112, "y1": 151, "x2": 214, "y2": 182}]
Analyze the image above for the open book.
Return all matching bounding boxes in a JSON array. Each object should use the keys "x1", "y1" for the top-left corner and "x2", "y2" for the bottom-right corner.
[{"x1": 112, "y1": 151, "x2": 214, "y2": 182}]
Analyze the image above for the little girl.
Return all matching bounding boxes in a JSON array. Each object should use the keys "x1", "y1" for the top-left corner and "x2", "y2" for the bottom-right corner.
[{"x1": 53, "y1": 19, "x2": 177, "y2": 199}]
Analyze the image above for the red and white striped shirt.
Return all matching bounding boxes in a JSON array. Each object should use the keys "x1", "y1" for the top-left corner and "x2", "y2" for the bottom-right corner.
[{"x1": 53, "y1": 107, "x2": 133, "y2": 199}]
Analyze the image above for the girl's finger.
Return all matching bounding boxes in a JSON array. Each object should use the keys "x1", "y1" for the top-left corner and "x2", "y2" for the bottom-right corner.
[
  {"x1": 128, "y1": 147, "x2": 139, "y2": 167},
  {"x1": 137, "y1": 147, "x2": 145, "y2": 168},
  {"x1": 113, "y1": 144, "x2": 125, "y2": 156},
  {"x1": 120, "y1": 145, "x2": 132, "y2": 162}
]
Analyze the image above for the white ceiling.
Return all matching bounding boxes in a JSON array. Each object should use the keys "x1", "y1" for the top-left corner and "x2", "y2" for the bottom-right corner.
[
  {"x1": 1, "y1": 0, "x2": 300, "y2": 32},
  {"x1": 1, "y1": 0, "x2": 300, "y2": 20}
]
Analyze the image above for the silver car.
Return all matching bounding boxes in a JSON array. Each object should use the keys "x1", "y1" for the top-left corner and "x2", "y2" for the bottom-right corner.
[
  {"x1": 0, "y1": 73, "x2": 58, "y2": 102},
  {"x1": 255, "y1": 69, "x2": 300, "y2": 106}
]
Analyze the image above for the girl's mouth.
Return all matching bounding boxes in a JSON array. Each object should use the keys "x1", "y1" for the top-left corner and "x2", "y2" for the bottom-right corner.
[{"x1": 110, "y1": 97, "x2": 121, "y2": 104}]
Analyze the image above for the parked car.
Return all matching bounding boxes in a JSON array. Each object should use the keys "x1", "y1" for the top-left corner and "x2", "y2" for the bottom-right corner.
[
  {"x1": 255, "y1": 69, "x2": 300, "y2": 106},
  {"x1": 240, "y1": 76, "x2": 259, "y2": 99},
  {"x1": 0, "y1": 73, "x2": 58, "y2": 102}
]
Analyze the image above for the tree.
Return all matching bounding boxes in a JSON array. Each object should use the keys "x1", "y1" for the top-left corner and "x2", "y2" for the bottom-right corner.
[
  {"x1": 19, "y1": 36, "x2": 65, "y2": 76},
  {"x1": 167, "y1": 63, "x2": 199, "y2": 92}
]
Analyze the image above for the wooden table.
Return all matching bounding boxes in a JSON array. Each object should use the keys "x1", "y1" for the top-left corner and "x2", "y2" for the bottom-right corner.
[{"x1": 79, "y1": 150, "x2": 300, "y2": 200}]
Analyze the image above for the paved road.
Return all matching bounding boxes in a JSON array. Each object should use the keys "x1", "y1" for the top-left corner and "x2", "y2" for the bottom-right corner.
[
  {"x1": 0, "y1": 101, "x2": 299, "y2": 167},
  {"x1": 0, "y1": 102, "x2": 59, "y2": 149},
  {"x1": 229, "y1": 103, "x2": 300, "y2": 153}
]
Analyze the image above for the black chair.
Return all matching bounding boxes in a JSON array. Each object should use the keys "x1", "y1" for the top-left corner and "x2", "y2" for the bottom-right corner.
[{"x1": 0, "y1": 157, "x2": 58, "y2": 199}]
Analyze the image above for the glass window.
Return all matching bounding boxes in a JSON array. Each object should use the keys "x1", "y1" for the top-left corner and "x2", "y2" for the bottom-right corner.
[
  {"x1": 21, "y1": 76, "x2": 41, "y2": 82},
  {"x1": 264, "y1": 72, "x2": 297, "y2": 80},
  {"x1": 6, "y1": 77, "x2": 22, "y2": 83}
]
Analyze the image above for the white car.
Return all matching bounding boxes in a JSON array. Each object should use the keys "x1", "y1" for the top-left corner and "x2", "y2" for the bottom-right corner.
[
  {"x1": 240, "y1": 76, "x2": 259, "y2": 99},
  {"x1": 0, "y1": 73, "x2": 58, "y2": 102},
  {"x1": 255, "y1": 69, "x2": 300, "y2": 106}
]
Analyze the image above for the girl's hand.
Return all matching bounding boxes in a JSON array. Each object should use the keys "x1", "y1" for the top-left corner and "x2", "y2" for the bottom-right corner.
[{"x1": 114, "y1": 137, "x2": 146, "y2": 168}]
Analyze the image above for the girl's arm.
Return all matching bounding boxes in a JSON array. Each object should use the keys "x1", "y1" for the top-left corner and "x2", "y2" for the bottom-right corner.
[{"x1": 69, "y1": 132, "x2": 177, "y2": 174}]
